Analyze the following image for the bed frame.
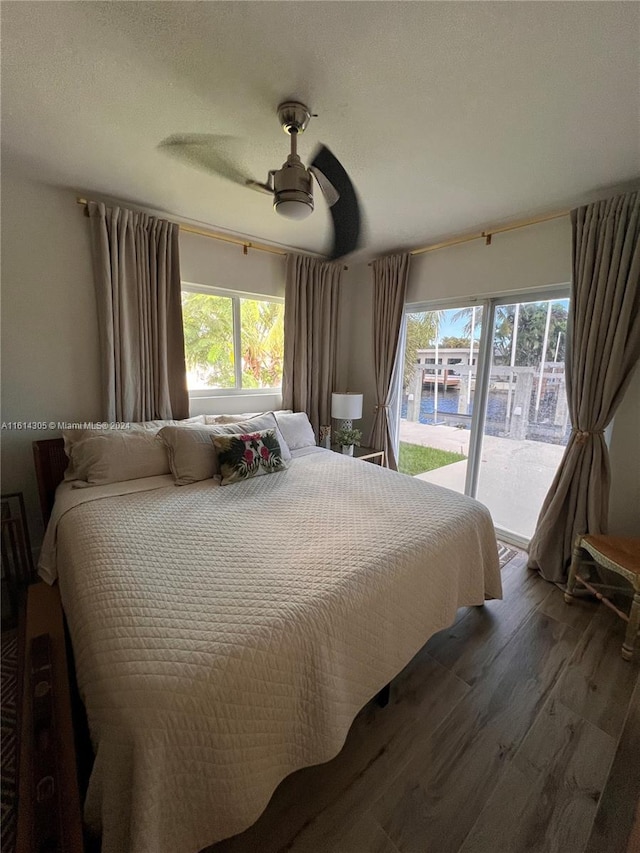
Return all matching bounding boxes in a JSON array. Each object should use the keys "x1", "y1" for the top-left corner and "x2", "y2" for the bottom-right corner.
[
  {"x1": 29, "y1": 438, "x2": 97, "y2": 849},
  {"x1": 33, "y1": 438, "x2": 67, "y2": 526},
  {"x1": 17, "y1": 582, "x2": 84, "y2": 853}
]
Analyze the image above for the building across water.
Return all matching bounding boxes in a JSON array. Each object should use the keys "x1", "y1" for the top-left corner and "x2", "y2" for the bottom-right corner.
[
  {"x1": 414, "y1": 347, "x2": 477, "y2": 389},
  {"x1": 406, "y1": 348, "x2": 569, "y2": 444}
]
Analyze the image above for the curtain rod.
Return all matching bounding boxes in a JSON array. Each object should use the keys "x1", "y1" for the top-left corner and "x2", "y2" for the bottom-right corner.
[
  {"x1": 368, "y1": 209, "x2": 569, "y2": 265},
  {"x1": 76, "y1": 196, "x2": 286, "y2": 256},
  {"x1": 76, "y1": 197, "x2": 348, "y2": 267}
]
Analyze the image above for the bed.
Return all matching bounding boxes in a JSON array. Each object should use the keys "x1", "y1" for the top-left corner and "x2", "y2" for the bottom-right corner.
[{"x1": 34, "y1": 436, "x2": 501, "y2": 853}]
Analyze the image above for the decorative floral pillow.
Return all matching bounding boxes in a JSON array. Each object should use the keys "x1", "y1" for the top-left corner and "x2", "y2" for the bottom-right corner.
[{"x1": 212, "y1": 429, "x2": 288, "y2": 485}]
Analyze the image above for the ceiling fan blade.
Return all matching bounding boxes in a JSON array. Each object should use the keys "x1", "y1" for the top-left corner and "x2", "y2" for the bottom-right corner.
[
  {"x1": 308, "y1": 166, "x2": 340, "y2": 207},
  {"x1": 159, "y1": 134, "x2": 255, "y2": 187},
  {"x1": 245, "y1": 179, "x2": 273, "y2": 195},
  {"x1": 309, "y1": 145, "x2": 361, "y2": 260}
]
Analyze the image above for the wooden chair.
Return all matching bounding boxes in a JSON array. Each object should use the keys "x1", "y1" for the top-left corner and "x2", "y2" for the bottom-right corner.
[{"x1": 564, "y1": 535, "x2": 640, "y2": 661}]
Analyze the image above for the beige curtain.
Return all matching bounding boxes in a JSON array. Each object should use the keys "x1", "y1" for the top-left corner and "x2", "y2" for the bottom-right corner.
[
  {"x1": 528, "y1": 191, "x2": 640, "y2": 582},
  {"x1": 87, "y1": 202, "x2": 189, "y2": 422},
  {"x1": 368, "y1": 253, "x2": 411, "y2": 470},
  {"x1": 282, "y1": 254, "x2": 342, "y2": 436}
]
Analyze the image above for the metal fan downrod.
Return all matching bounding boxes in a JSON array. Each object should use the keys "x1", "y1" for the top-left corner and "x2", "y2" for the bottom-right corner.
[{"x1": 269, "y1": 102, "x2": 315, "y2": 218}]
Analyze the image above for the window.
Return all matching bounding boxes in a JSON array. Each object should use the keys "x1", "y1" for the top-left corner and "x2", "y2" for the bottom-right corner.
[{"x1": 181, "y1": 285, "x2": 285, "y2": 393}]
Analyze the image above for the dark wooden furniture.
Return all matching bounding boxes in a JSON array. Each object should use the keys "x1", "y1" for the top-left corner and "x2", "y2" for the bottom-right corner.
[
  {"x1": 16, "y1": 582, "x2": 83, "y2": 853},
  {"x1": 27, "y1": 440, "x2": 94, "y2": 850},
  {"x1": 2, "y1": 491, "x2": 35, "y2": 617},
  {"x1": 32, "y1": 438, "x2": 67, "y2": 526}
]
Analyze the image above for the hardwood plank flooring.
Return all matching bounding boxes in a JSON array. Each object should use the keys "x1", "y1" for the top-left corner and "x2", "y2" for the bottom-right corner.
[
  {"x1": 212, "y1": 646, "x2": 469, "y2": 853},
  {"x1": 286, "y1": 810, "x2": 402, "y2": 853},
  {"x1": 372, "y1": 610, "x2": 580, "y2": 853},
  {"x1": 554, "y1": 605, "x2": 640, "y2": 738},
  {"x1": 423, "y1": 558, "x2": 551, "y2": 686},
  {"x1": 206, "y1": 552, "x2": 640, "y2": 853},
  {"x1": 537, "y1": 583, "x2": 595, "y2": 632},
  {"x1": 457, "y1": 697, "x2": 615, "y2": 853},
  {"x1": 585, "y1": 677, "x2": 640, "y2": 853}
]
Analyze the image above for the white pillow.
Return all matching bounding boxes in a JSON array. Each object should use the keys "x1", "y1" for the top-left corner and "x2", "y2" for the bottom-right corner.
[
  {"x1": 274, "y1": 412, "x2": 316, "y2": 450},
  {"x1": 70, "y1": 431, "x2": 170, "y2": 486},
  {"x1": 204, "y1": 409, "x2": 292, "y2": 425},
  {"x1": 159, "y1": 413, "x2": 291, "y2": 485},
  {"x1": 157, "y1": 424, "x2": 222, "y2": 486},
  {"x1": 62, "y1": 416, "x2": 205, "y2": 481}
]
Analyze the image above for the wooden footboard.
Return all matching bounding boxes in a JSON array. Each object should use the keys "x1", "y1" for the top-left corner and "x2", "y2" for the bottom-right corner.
[
  {"x1": 16, "y1": 582, "x2": 84, "y2": 853},
  {"x1": 32, "y1": 438, "x2": 67, "y2": 526}
]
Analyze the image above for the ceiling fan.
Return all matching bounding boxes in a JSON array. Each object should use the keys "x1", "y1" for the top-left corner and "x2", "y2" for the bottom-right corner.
[{"x1": 159, "y1": 101, "x2": 361, "y2": 260}]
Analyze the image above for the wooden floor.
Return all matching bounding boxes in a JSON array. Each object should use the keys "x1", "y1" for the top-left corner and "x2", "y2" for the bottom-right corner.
[{"x1": 207, "y1": 551, "x2": 640, "y2": 853}]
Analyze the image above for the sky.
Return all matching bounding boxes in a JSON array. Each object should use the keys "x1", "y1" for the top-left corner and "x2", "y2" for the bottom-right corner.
[
  {"x1": 428, "y1": 299, "x2": 570, "y2": 343},
  {"x1": 438, "y1": 310, "x2": 472, "y2": 340}
]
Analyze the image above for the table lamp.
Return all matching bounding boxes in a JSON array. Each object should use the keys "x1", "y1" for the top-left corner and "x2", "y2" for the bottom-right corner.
[{"x1": 331, "y1": 392, "x2": 363, "y2": 432}]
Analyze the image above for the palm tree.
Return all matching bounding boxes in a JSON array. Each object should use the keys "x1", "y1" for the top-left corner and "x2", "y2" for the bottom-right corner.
[
  {"x1": 403, "y1": 310, "x2": 443, "y2": 390},
  {"x1": 181, "y1": 292, "x2": 235, "y2": 387},
  {"x1": 181, "y1": 293, "x2": 285, "y2": 389},
  {"x1": 239, "y1": 299, "x2": 285, "y2": 388},
  {"x1": 452, "y1": 305, "x2": 485, "y2": 338},
  {"x1": 452, "y1": 302, "x2": 568, "y2": 366}
]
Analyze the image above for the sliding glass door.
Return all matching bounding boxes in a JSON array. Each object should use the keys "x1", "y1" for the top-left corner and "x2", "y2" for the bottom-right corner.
[
  {"x1": 399, "y1": 306, "x2": 484, "y2": 491},
  {"x1": 474, "y1": 297, "x2": 570, "y2": 540},
  {"x1": 398, "y1": 290, "x2": 570, "y2": 544}
]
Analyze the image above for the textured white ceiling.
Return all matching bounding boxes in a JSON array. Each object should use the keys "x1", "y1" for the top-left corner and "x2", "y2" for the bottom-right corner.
[{"x1": 2, "y1": 1, "x2": 639, "y2": 258}]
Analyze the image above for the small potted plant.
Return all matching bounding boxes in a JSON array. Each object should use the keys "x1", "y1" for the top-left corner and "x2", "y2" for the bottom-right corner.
[{"x1": 334, "y1": 425, "x2": 362, "y2": 456}]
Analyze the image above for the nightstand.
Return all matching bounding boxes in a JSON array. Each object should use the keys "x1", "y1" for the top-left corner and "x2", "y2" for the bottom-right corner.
[{"x1": 331, "y1": 445, "x2": 385, "y2": 465}]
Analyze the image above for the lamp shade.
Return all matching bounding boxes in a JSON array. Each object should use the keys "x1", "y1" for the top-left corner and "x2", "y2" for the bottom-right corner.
[{"x1": 331, "y1": 392, "x2": 363, "y2": 420}]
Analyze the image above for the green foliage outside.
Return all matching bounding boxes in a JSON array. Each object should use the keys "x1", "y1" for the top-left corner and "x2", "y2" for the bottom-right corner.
[
  {"x1": 493, "y1": 303, "x2": 568, "y2": 366},
  {"x1": 452, "y1": 302, "x2": 568, "y2": 367},
  {"x1": 440, "y1": 335, "x2": 471, "y2": 348},
  {"x1": 239, "y1": 298, "x2": 285, "y2": 388},
  {"x1": 181, "y1": 292, "x2": 284, "y2": 389},
  {"x1": 182, "y1": 292, "x2": 235, "y2": 388},
  {"x1": 398, "y1": 442, "x2": 466, "y2": 477},
  {"x1": 403, "y1": 312, "x2": 440, "y2": 390}
]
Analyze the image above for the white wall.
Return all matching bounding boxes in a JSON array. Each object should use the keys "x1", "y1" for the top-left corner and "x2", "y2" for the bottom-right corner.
[
  {"x1": 1, "y1": 164, "x2": 101, "y2": 544},
  {"x1": 180, "y1": 230, "x2": 285, "y2": 298},
  {"x1": 406, "y1": 217, "x2": 572, "y2": 304},
  {"x1": 345, "y1": 216, "x2": 639, "y2": 534},
  {"x1": 0, "y1": 169, "x2": 289, "y2": 545}
]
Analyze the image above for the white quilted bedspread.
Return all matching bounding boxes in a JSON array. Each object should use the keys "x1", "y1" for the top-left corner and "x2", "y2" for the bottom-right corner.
[{"x1": 48, "y1": 450, "x2": 501, "y2": 853}]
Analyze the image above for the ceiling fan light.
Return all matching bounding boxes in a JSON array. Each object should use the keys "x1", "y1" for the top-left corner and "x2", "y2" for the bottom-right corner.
[
  {"x1": 274, "y1": 185, "x2": 314, "y2": 220},
  {"x1": 275, "y1": 199, "x2": 313, "y2": 220}
]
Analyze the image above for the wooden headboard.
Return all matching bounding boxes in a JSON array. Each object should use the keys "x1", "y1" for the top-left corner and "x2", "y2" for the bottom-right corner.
[{"x1": 33, "y1": 438, "x2": 68, "y2": 526}]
